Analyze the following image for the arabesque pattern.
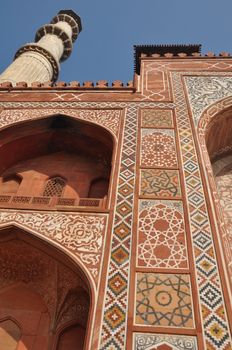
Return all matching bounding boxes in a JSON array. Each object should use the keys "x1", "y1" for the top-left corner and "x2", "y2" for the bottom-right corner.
[
  {"x1": 134, "y1": 333, "x2": 198, "y2": 350},
  {"x1": 0, "y1": 108, "x2": 120, "y2": 138},
  {"x1": 140, "y1": 169, "x2": 181, "y2": 198}
]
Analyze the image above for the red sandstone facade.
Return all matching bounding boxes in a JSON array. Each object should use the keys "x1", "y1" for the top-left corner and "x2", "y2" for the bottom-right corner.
[{"x1": 0, "y1": 43, "x2": 232, "y2": 349}]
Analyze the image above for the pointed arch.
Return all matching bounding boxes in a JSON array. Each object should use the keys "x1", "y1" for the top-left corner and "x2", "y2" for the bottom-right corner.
[{"x1": 0, "y1": 225, "x2": 94, "y2": 350}]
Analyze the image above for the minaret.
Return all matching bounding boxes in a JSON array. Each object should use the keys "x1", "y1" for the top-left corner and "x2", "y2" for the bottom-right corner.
[{"x1": 0, "y1": 10, "x2": 82, "y2": 85}]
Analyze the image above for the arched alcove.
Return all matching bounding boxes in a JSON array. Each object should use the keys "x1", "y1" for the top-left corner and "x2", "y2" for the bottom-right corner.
[
  {"x1": 0, "y1": 175, "x2": 22, "y2": 194},
  {"x1": 57, "y1": 324, "x2": 86, "y2": 350},
  {"x1": 88, "y1": 177, "x2": 109, "y2": 198},
  {"x1": 0, "y1": 226, "x2": 92, "y2": 350},
  {"x1": 0, "y1": 115, "x2": 113, "y2": 209},
  {"x1": 0, "y1": 319, "x2": 21, "y2": 350}
]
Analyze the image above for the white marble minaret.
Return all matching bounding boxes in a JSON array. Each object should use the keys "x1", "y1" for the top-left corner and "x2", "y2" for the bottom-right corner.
[{"x1": 0, "y1": 10, "x2": 82, "y2": 85}]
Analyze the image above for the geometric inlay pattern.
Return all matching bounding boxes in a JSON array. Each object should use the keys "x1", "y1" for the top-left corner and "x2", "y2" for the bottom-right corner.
[
  {"x1": 141, "y1": 109, "x2": 174, "y2": 128},
  {"x1": 136, "y1": 273, "x2": 194, "y2": 328},
  {"x1": 141, "y1": 129, "x2": 178, "y2": 168},
  {"x1": 173, "y1": 72, "x2": 232, "y2": 349},
  {"x1": 99, "y1": 104, "x2": 138, "y2": 349},
  {"x1": 140, "y1": 169, "x2": 181, "y2": 198},
  {"x1": 138, "y1": 200, "x2": 188, "y2": 269},
  {"x1": 134, "y1": 333, "x2": 198, "y2": 350}
]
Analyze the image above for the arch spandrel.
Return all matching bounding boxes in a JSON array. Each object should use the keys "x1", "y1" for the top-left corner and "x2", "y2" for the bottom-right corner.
[
  {"x1": 184, "y1": 75, "x2": 232, "y2": 125},
  {"x1": 0, "y1": 211, "x2": 107, "y2": 292},
  {"x1": 0, "y1": 108, "x2": 120, "y2": 140}
]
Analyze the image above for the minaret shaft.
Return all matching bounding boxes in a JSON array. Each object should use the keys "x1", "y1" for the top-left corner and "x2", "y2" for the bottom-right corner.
[
  {"x1": 0, "y1": 10, "x2": 82, "y2": 85},
  {"x1": 0, "y1": 51, "x2": 54, "y2": 85}
]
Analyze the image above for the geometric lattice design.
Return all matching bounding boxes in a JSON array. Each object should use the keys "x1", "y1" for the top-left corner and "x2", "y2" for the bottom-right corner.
[
  {"x1": 141, "y1": 109, "x2": 174, "y2": 128},
  {"x1": 138, "y1": 200, "x2": 188, "y2": 269},
  {"x1": 136, "y1": 273, "x2": 194, "y2": 328},
  {"x1": 141, "y1": 129, "x2": 177, "y2": 168},
  {"x1": 140, "y1": 169, "x2": 181, "y2": 198},
  {"x1": 134, "y1": 333, "x2": 198, "y2": 350},
  {"x1": 43, "y1": 176, "x2": 66, "y2": 197}
]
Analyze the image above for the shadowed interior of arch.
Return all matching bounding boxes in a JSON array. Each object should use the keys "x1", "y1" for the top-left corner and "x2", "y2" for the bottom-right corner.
[
  {"x1": 0, "y1": 115, "x2": 113, "y2": 208},
  {"x1": 0, "y1": 226, "x2": 91, "y2": 350},
  {"x1": 205, "y1": 107, "x2": 232, "y2": 286}
]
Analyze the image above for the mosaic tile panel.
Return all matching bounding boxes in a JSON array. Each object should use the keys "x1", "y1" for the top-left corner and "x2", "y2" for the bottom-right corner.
[
  {"x1": 134, "y1": 333, "x2": 198, "y2": 350},
  {"x1": 141, "y1": 109, "x2": 174, "y2": 128},
  {"x1": 173, "y1": 72, "x2": 232, "y2": 349},
  {"x1": 140, "y1": 169, "x2": 181, "y2": 198},
  {"x1": 137, "y1": 200, "x2": 188, "y2": 269},
  {"x1": 136, "y1": 273, "x2": 194, "y2": 328},
  {"x1": 141, "y1": 129, "x2": 178, "y2": 168}
]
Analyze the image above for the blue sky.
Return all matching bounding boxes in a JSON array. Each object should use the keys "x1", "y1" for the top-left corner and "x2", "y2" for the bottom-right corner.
[{"x1": 0, "y1": 1, "x2": 232, "y2": 84}]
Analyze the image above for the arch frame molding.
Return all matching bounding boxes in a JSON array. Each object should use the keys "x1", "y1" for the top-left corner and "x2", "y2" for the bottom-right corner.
[{"x1": 197, "y1": 96, "x2": 232, "y2": 294}]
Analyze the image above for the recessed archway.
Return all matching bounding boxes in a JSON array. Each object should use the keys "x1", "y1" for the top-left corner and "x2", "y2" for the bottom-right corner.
[
  {"x1": 0, "y1": 115, "x2": 113, "y2": 209},
  {"x1": 0, "y1": 226, "x2": 92, "y2": 350}
]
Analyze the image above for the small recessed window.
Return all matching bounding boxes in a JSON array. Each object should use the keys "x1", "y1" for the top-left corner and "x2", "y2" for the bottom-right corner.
[{"x1": 43, "y1": 176, "x2": 66, "y2": 197}]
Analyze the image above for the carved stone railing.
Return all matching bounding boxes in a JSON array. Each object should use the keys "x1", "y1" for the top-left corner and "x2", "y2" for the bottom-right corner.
[{"x1": 0, "y1": 195, "x2": 107, "y2": 210}]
